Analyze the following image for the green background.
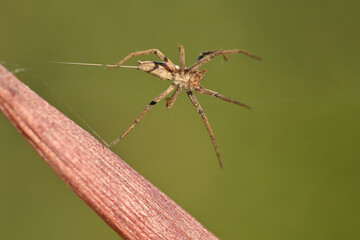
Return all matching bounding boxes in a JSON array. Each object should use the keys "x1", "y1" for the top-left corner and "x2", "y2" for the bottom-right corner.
[{"x1": 1, "y1": 0, "x2": 359, "y2": 239}]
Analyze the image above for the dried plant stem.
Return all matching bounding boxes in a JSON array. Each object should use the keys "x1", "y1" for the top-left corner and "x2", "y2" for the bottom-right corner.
[{"x1": 0, "y1": 65, "x2": 218, "y2": 240}]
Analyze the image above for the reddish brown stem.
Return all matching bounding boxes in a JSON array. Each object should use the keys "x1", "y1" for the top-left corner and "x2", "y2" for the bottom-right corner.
[{"x1": 0, "y1": 65, "x2": 218, "y2": 240}]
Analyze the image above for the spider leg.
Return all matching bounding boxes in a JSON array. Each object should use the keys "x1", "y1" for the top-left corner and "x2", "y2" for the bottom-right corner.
[
  {"x1": 179, "y1": 45, "x2": 185, "y2": 73},
  {"x1": 166, "y1": 85, "x2": 182, "y2": 109},
  {"x1": 108, "y1": 84, "x2": 176, "y2": 147},
  {"x1": 195, "y1": 86, "x2": 251, "y2": 109},
  {"x1": 196, "y1": 50, "x2": 227, "y2": 62},
  {"x1": 188, "y1": 49, "x2": 261, "y2": 72},
  {"x1": 109, "y1": 49, "x2": 177, "y2": 72},
  {"x1": 185, "y1": 87, "x2": 223, "y2": 168}
]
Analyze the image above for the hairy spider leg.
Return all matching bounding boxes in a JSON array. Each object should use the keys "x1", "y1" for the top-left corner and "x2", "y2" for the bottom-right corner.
[
  {"x1": 188, "y1": 49, "x2": 261, "y2": 72},
  {"x1": 185, "y1": 87, "x2": 223, "y2": 168},
  {"x1": 108, "y1": 84, "x2": 177, "y2": 147},
  {"x1": 166, "y1": 86, "x2": 182, "y2": 109},
  {"x1": 179, "y1": 45, "x2": 185, "y2": 73},
  {"x1": 195, "y1": 86, "x2": 251, "y2": 109},
  {"x1": 109, "y1": 49, "x2": 177, "y2": 72},
  {"x1": 196, "y1": 50, "x2": 227, "y2": 62}
]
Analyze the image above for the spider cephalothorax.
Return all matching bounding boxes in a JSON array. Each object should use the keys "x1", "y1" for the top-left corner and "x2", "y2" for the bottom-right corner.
[{"x1": 107, "y1": 46, "x2": 260, "y2": 168}]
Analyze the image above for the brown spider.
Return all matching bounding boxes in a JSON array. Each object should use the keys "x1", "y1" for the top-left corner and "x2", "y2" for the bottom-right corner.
[{"x1": 107, "y1": 46, "x2": 260, "y2": 168}]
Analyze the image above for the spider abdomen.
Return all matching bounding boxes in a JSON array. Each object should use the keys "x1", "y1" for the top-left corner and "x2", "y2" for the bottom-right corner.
[{"x1": 138, "y1": 61, "x2": 173, "y2": 80}]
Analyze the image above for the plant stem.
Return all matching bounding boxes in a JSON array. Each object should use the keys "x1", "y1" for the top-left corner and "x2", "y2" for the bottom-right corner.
[{"x1": 0, "y1": 65, "x2": 218, "y2": 240}]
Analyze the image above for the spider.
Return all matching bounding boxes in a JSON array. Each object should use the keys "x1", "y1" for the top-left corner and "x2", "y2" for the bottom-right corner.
[{"x1": 107, "y1": 46, "x2": 260, "y2": 168}]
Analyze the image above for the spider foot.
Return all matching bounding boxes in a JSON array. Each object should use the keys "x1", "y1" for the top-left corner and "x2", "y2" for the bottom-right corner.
[{"x1": 165, "y1": 98, "x2": 172, "y2": 108}]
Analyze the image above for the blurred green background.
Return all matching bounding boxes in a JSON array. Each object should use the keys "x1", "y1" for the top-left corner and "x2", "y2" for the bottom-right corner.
[{"x1": 1, "y1": 0, "x2": 359, "y2": 239}]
